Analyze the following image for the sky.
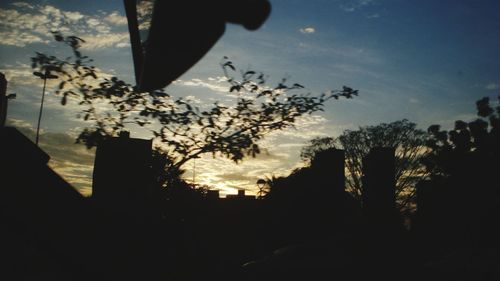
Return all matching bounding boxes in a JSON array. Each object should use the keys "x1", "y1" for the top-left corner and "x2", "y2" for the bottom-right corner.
[{"x1": 1, "y1": 0, "x2": 499, "y2": 196}]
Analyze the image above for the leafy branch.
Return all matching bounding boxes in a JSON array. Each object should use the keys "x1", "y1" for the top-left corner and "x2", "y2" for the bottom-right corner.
[{"x1": 31, "y1": 32, "x2": 357, "y2": 188}]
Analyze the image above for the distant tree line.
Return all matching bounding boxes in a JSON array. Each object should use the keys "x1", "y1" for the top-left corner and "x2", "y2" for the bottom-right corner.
[{"x1": 265, "y1": 96, "x2": 500, "y2": 215}]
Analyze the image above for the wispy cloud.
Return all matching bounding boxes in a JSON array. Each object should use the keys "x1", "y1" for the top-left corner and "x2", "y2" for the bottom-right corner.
[
  {"x1": 0, "y1": 62, "x2": 38, "y2": 86},
  {"x1": 104, "y1": 11, "x2": 127, "y2": 26},
  {"x1": 177, "y1": 77, "x2": 230, "y2": 94},
  {"x1": 297, "y1": 41, "x2": 383, "y2": 66},
  {"x1": 264, "y1": 115, "x2": 329, "y2": 141},
  {"x1": 299, "y1": 27, "x2": 316, "y2": 34},
  {"x1": 11, "y1": 2, "x2": 35, "y2": 9},
  {"x1": 0, "y1": 2, "x2": 130, "y2": 49},
  {"x1": 64, "y1": 11, "x2": 85, "y2": 22},
  {"x1": 0, "y1": 61, "x2": 123, "y2": 127},
  {"x1": 184, "y1": 95, "x2": 203, "y2": 104},
  {"x1": 190, "y1": 149, "x2": 300, "y2": 196},
  {"x1": 81, "y1": 32, "x2": 130, "y2": 50},
  {"x1": 486, "y1": 83, "x2": 499, "y2": 90},
  {"x1": 409, "y1": 98, "x2": 420, "y2": 104},
  {"x1": 340, "y1": 0, "x2": 375, "y2": 12},
  {"x1": 0, "y1": 61, "x2": 115, "y2": 94}
]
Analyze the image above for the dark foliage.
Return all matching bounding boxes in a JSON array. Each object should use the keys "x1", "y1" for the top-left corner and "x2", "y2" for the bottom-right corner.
[
  {"x1": 422, "y1": 96, "x2": 500, "y2": 178},
  {"x1": 31, "y1": 32, "x2": 357, "y2": 186},
  {"x1": 300, "y1": 120, "x2": 429, "y2": 211}
]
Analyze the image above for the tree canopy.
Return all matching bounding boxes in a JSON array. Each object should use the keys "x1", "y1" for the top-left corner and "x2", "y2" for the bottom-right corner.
[
  {"x1": 301, "y1": 119, "x2": 429, "y2": 211},
  {"x1": 31, "y1": 32, "x2": 358, "y2": 187},
  {"x1": 422, "y1": 96, "x2": 500, "y2": 179}
]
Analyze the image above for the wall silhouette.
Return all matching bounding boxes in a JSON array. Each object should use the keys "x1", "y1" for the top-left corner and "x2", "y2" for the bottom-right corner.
[{"x1": 1, "y1": 127, "x2": 95, "y2": 280}]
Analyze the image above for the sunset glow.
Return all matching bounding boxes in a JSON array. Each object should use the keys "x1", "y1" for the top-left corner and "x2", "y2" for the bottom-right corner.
[{"x1": 2, "y1": 0, "x2": 499, "y2": 195}]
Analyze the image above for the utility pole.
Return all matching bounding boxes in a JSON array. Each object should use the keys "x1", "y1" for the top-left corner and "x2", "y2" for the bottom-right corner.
[{"x1": 34, "y1": 69, "x2": 58, "y2": 145}]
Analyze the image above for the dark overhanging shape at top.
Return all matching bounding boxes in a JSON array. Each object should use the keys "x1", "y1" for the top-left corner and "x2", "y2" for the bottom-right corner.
[{"x1": 124, "y1": 0, "x2": 271, "y2": 93}]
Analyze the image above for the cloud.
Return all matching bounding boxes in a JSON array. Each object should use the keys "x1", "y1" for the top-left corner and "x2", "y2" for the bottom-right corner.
[
  {"x1": 0, "y1": 62, "x2": 48, "y2": 93},
  {"x1": 137, "y1": 0, "x2": 154, "y2": 30},
  {"x1": 190, "y1": 151, "x2": 298, "y2": 196},
  {"x1": 263, "y1": 115, "x2": 329, "y2": 141},
  {"x1": 0, "y1": 62, "x2": 123, "y2": 130},
  {"x1": 104, "y1": 11, "x2": 128, "y2": 26},
  {"x1": 11, "y1": 2, "x2": 35, "y2": 9},
  {"x1": 0, "y1": 5, "x2": 51, "y2": 47},
  {"x1": 48, "y1": 161, "x2": 93, "y2": 196},
  {"x1": 0, "y1": 62, "x2": 40, "y2": 87},
  {"x1": 0, "y1": 61, "x2": 115, "y2": 101},
  {"x1": 486, "y1": 83, "x2": 499, "y2": 90},
  {"x1": 299, "y1": 27, "x2": 316, "y2": 34},
  {"x1": 296, "y1": 41, "x2": 383, "y2": 66},
  {"x1": 176, "y1": 120, "x2": 315, "y2": 196},
  {"x1": 184, "y1": 95, "x2": 203, "y2": 104},
  {"x1": 180, "y1": 77, "x2": 230, "y2": 94},
  {"x1": 0, "y1": 31, "x2": 48, "y2": 47},
  {"x1": 367, "y1": 13, "x2": 380, "y2": 19},
  {"x1": 217, "y1": 172, "x2": 256, "y2": 183},
  {"x1": 115, "y1": 42, "x2": 131, "y2": 48},
  {"x1": 409, "y1": 98, "x2": 420, "y2": 104},
  {"x1": 80, "y1": 32, "x2": 130, "y2": 50},
  {"x1": 64, "y1": 11, "x2": 85, "y2": 22},
  {"x1": 0, "y1": 2, "x2": 129, "y2": 49},
  {"x1": 340, "y1": 0, "x2": 375, "y2": 12}
]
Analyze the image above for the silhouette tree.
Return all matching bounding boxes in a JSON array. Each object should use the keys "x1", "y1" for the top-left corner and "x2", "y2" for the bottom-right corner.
[
  {"x1": 301, "y1": 119, "x2": 429, "y2": 211},
  {"x1": 151, "y1": 147, "x2": 185, "y2": 188},
  {"x1": 31, "y1": 32, "x2": 357, "y2": 186},
  {"x1": 300, "y1": 136, "x2": 337, "y2": 163},
  {"x1": 422, "y1": 96, "x2": 500, "y2": 179},
  {"x1": 419, "y1": 97, "x2": 500, "y2": 251}
]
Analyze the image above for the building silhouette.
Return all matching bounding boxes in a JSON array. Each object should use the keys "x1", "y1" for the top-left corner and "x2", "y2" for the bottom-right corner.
[
  {"x1": 362, "y1": 147, "x2": 396, "y2": 216},
  {"x1": 310, "y1": 148, "x2": 345, "y2": 192},
  {"x1": 0, "y1": 127, "x2": 100, "y2": 279},
  {"x1": 226, "y1": 189, "x2": 255, "y2": 200},
  {"x1": 91, "y1": 131, "x2": 154, "y2": 215},
  {"x1": 206, "y1": 189, "x2": 220, "y2": 200},
  {"x1": 8, "y1": 121, "x2": 499, "y2": 280}
]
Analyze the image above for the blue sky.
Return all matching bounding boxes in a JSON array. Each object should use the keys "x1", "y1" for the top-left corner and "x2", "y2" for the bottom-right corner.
[{"x1": 1, "y1": 0, "x2": 499, "y2": 196}]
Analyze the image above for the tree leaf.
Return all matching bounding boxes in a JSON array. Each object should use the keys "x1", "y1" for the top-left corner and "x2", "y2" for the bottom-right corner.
[{"x1": 61, "y1": 93, "x2": 67, "y2": 105}]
